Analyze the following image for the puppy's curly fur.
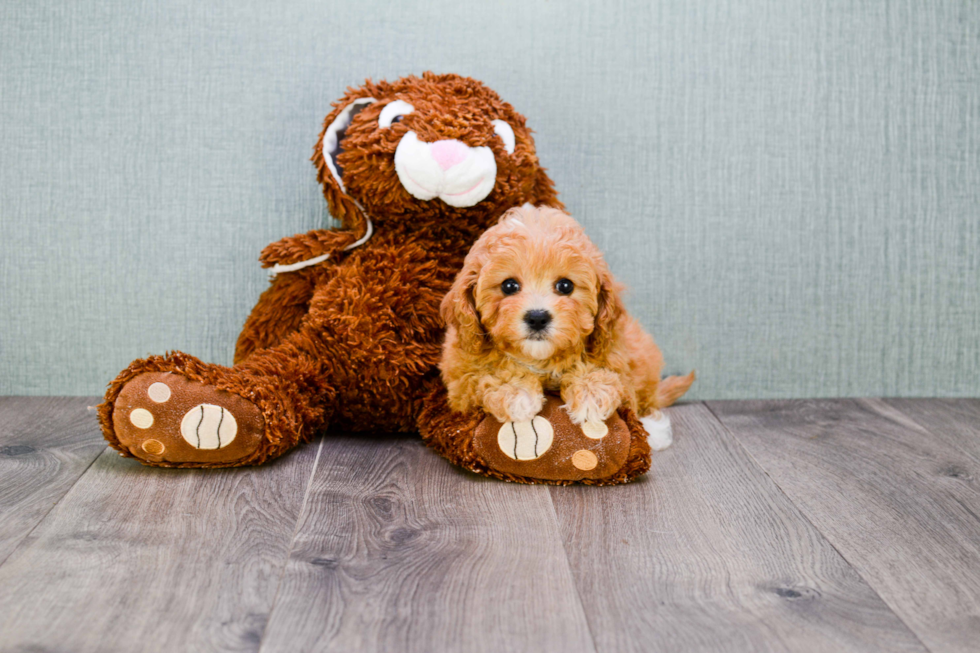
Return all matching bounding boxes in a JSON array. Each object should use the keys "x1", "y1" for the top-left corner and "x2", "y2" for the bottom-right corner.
[{"x1": 440, "y1": 206, "x2": 694, "y2": 437}]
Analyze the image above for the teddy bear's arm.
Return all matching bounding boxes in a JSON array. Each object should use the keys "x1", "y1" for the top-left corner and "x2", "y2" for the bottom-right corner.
[{"x1": 258, "y1": 229, "x2": 358, "y2": 268}]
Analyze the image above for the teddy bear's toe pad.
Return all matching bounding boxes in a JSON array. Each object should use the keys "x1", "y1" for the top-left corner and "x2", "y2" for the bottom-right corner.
[
  {"x1": 497, "y1": 416, "x2": 554, "y2": 460},
  {"x1": 112, "y1": 372, "x2": 264, "y2": 465},
  {"x1": 179, "y1": 404, "x2": 238, "y2": 449}
]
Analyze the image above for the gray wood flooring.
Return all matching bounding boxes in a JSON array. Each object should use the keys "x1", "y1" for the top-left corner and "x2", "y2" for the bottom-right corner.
[{"x1": 0, "y1": 397, "x2": 977, "y2": 652}]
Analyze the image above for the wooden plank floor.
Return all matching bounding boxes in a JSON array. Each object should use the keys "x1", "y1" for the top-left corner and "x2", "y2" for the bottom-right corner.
[
  {"x1": 0, "y1": 397, "x2": 977, "y2": 652},
  {"x1": 709, "y1": 399, "x2": 980, "y2": 653}
]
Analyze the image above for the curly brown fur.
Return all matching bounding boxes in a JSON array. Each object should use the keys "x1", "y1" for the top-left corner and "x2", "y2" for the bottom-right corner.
[{"x1": 99, "y1": 72, "x2": 561, "y2": 467}]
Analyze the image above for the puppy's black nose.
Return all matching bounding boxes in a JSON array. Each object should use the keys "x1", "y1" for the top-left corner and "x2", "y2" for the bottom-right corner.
[{"x1": 523, "y1": 309, "x2": 552, "y2": 332}]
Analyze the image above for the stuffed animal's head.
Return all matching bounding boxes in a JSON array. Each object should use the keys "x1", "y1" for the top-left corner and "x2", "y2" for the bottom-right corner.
[{"x1": 313, "y1": 72, "x2": 561, "y2": 238}]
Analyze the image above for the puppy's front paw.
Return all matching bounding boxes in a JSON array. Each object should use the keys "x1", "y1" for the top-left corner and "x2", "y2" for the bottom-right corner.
[
  {"x1": 564, "y1": 399, "x2": 611, "y2": 426},
  {"x1": 562, "y1": 383, "x2": 621, "y2": 426},
  {"x1": 482, "y1": 384, "x2": 545, "y2": 424},
  {"x1": 504, "y1": 388, "x2": 545, "y2": 423}
]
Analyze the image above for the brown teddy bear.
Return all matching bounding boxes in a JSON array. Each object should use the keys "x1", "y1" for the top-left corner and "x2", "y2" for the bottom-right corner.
[{"x1": 99, "y1": 72, "x2": 653, "y2": 484}]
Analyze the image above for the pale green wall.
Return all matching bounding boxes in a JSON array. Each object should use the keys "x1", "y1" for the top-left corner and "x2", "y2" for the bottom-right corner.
[{"x1": 1, "y1": 0, "x2": 977, "y2": 398}]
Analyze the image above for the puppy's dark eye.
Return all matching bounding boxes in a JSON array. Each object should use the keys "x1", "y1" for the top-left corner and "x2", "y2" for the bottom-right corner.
[
  {"x1": 501, "y1": 278, "x2": 521, "y2": 295},
  {"x1": 555, "y1": 278, "x2": 574, "y2": 295}
]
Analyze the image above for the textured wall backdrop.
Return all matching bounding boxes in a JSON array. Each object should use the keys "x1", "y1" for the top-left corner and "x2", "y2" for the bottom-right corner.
[{"x1": 1, "y1": 0, "x2": 978, "y2": 398}]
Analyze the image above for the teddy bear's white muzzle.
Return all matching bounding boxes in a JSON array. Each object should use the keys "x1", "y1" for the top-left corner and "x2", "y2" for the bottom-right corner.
[{"x1": 394, "y1": 131, "x2": 496, "y2": 208}]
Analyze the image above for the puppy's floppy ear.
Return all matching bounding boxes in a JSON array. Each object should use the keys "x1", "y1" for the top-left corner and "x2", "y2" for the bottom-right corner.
[
  {"x1": 587, "y1": 268, "x2": 626, "y2": 362},
  {"x1": 440, "y1": 253, "x2": 488, "y2": 354}
]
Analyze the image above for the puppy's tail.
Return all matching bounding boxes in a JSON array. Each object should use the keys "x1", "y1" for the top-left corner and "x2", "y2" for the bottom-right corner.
[{"x1": 656, "y1": 370, "x2": 696, "y2": 407}]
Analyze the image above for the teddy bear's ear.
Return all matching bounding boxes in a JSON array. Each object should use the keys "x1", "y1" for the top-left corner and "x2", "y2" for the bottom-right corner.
[
  {"x1": 320, "y1": 97, "x2": 377, "y2": 191},
  {"x1": 313, "y1": 95, "x2": 378, "y2": 235}
]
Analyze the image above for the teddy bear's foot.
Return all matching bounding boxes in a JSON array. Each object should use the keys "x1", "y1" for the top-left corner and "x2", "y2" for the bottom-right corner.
[
  {"x1": 110, "y1": 371, "x2": 265, "y2": 466},
  {"x1": 640, "y1": 410, "x2": 673, "y2": 451},
  {"x1": 419, "y1": 387, "x2": 653, "y2": 485},
  {"x1": 480, "y1": 399, "x2": 633, "y2": 481}
]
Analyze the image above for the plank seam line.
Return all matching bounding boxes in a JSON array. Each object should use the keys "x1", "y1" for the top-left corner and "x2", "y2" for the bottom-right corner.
[
  {"x1": 0, "y1": 441, "x2": 108, "y2": 571},
  {"x1": 702, "y1": 400, "x2": 935, "y2": 653},
  {"x1": 545, "y1": 487, "x2": 601, "y2": 653},
  {"x1": 256, "y1": 435, "x2": 325, "y2": 653}
]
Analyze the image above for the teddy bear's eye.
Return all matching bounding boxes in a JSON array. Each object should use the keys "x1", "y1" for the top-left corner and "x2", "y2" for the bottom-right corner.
[
  {"x1": 555, "y1": 278, "x2": 574, "y2": 295},
  {"x1": 501, "y1": 278, "x2": 521, "y2": 295},
  {"x1": 492, "y1": 120, "x2": 516, "y2": 154},
  {"x1": 379, "y1": 100, "x2": 414, "y2": 128}
]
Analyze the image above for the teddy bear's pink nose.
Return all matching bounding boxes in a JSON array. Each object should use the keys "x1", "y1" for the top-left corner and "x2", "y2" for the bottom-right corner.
[{"x1": 430, "y1": 140, "x2": 468, "y2": 171}]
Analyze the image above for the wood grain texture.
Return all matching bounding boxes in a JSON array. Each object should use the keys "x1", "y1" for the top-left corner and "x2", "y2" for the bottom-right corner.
[
  {"x1": 549, "y1": 403, "x2": 925, "y2": 653},
  {"x1": 882, "y1": 398, "x2": 980, "y2": 463},
  {"x1": 0, "y1": 397, "x2": 106, "y2": 566},
  {"x1": 260, "y1": 435, "x2": 595, "y2": 653},
  {"x1": 0, "y1": 437, "x2": 322, "y2": 653},
  {"x1": 709, "y1": 398, "x2": 980, "y2": 653}
]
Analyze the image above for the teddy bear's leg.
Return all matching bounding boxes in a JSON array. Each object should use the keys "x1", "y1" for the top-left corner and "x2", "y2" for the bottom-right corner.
[
  {"x1": 100, "y1": 268, "x2": 337, "y2": 467},
  {"x1": 101, "y1": 267, "x2": 421, "y2": 467},
  {"x1": 101, "y1": 248, "x2": 443, "y2": 467},
  {"x1": 233, "y1": 269, "x2": 319, "y2": 364}
]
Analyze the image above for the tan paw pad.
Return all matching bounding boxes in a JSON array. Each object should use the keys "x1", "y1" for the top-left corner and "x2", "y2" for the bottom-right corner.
[
  {"x1": 571, "y1": 449, "x2": 598, "y2": 471},
  {"x1": 581, "y1": 420, "x2": 608, "y2": 440},
  {"x1": 498, "y1": 416, "x2": 554, "y2": 461},
  {"x1": 129, "y1": 408, "x2": 154, "y2": 429},
  {"x1": 141, "y1": 439, "x2": 166, "y2": 455},
  {"x1": 147, "y1": 382, "x2": 172, "y2": 403},
  {"x1": 180, "y1": 404, "x2": 238, "y2": 450}
]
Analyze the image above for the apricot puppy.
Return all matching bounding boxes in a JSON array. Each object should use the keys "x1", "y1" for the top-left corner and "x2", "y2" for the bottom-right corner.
[{"x1": 439, "y1": 205, "x2": 695, "y2": 450}]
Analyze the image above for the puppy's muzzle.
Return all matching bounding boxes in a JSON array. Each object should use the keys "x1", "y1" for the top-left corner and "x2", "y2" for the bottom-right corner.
[{"x1": 523, "y1": 309, "x2": 552, "y2": 333}]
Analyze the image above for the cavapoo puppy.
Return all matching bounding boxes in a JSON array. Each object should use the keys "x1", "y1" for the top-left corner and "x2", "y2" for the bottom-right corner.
[{"x1": 439, "y1": 205, "x2": 695, "y2": 450}]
